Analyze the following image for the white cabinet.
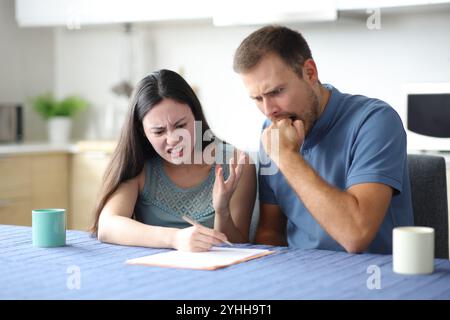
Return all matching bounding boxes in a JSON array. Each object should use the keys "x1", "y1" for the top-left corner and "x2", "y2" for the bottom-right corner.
[
  {"x1": 17, "y1": 0, "x2": 450, "y2": 27},
  {"x1": 336, "y1": 0, "x2": 450, "y2": 10},
  {"x1": 15, "y1": 0, "x2": 211, "y2": 27}
]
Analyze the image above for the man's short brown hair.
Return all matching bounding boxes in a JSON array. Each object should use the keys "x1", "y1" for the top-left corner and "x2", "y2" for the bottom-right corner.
[{"x1": 233, "y1": 25, "x2": 312, "y2": 78}]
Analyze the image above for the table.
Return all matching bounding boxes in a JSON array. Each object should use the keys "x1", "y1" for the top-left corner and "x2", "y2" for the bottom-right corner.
[{"x1": 1, "y1": 225, "x2": 450, "y2": 299}]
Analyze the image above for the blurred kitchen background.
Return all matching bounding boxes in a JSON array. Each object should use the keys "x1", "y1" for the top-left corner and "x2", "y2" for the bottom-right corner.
[{"x1": 1, "y1": 0, "x2": 450, "y2": 231}]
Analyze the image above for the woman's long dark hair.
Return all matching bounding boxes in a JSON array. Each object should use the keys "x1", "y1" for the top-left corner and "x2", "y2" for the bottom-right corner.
[{"x1": 90, "y1": 69, "x2": 212, "y2": 235}]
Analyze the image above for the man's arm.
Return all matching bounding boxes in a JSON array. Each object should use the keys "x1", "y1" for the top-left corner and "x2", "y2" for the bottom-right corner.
[
  {"x1": 254, "y1": 203, "x2": 288, "y2": 246},
  {"x1": 279, "y1": 151, "x2": 392, "y2": 253},
  {"x1": 262, "y1": 117, "x2": 395, "y2": 253}
]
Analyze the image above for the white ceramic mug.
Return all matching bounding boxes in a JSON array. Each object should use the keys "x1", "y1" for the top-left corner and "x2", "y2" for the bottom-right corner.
[{"x1": 393, "y1": 227, "x2": 435, "y2": 275}]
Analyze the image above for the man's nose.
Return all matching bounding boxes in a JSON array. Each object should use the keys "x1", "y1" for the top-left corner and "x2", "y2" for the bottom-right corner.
[{"x1": 262, "y1": 97, "x2": 279, "y2": 118}]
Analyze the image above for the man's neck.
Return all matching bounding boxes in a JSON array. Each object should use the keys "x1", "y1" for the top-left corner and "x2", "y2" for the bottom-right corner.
[{"x1": 318, "y1": 84, "x2": 331, "y2": 117}]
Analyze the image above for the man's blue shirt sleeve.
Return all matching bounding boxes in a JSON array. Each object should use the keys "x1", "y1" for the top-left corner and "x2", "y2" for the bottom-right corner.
[{"x1": 346, "y1": 103, "x2": 407, "y2": 193}]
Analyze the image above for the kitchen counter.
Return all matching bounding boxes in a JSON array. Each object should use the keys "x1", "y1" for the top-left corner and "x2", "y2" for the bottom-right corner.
[
  {"x1": 0, "y1": 141, "x2": 117, "y2": 156},
  {"x1": 1, "y1": 142, "x2": 449, "y2": 167},
  {"x1": 0, "y1": 142, "x2": 76, "y2": 155}
]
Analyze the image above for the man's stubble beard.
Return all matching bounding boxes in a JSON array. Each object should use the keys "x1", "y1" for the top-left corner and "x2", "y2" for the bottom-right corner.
[{"x1": 301, "y1": 84, "x2": 320, "y2": 137}]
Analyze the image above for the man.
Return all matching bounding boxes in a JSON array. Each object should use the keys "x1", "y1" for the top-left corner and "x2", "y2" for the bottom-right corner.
[{"x1": 233, "y1": 25, "x2": 413, "y2": 254}]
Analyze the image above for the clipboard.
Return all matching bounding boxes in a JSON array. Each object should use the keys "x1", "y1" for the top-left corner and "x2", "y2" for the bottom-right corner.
[{"x1": 126, "y1": 246, "x2": 274, "y2": 270}]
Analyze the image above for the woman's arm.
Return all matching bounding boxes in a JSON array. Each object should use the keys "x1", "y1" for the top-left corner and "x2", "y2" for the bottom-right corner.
[
  {"x1": 214, "y1": 152, "x2": 257, "y2": 243},
  {"x1": 98, "y1": 168, "x2": 228, "y2": 251}
]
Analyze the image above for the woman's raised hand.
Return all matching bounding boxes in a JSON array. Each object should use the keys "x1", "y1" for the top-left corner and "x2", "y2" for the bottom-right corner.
[{"x1": 212, "y1": 152, "x2": 247, "y2": 216}]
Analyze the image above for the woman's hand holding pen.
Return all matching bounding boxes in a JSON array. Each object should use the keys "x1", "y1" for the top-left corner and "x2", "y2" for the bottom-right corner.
[
  {"x1": 172, "y1": 152, "x2": 246, "y2": 252},
  {"x1": 212, "y1": 153, "x2": 246, "y2": 217},
  {"x1": 172, "y1": 223, "x2": 229, "y2": 252}
]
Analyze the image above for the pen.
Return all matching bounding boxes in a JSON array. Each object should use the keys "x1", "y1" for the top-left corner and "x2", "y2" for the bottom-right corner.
[{"x1": 182, "y1": 215, "x2": 233, "y2": 246}]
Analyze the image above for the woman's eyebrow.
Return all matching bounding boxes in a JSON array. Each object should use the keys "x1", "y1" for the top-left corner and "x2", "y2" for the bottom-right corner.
[
  {"x1": 173, "y1": 116, "x2": 186, "y2": 125},
  {"x1": 150, "y1": 116, "x2": 187, "y2": 129}
]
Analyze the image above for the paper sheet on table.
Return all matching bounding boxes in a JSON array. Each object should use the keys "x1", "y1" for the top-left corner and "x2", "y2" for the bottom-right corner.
[{"x1": 126, "y1": 246, "x2": 274, "y2": 270}]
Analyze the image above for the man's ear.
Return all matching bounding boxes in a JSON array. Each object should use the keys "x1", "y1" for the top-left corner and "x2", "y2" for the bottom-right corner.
[{"x1": 302, "y1": 59, "x2": 319, "y2": 83}]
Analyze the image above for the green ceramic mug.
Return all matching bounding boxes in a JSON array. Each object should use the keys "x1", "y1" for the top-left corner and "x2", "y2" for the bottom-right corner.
[{"x1": 32, "y1": 209, "x2": 66, "y2": 247}]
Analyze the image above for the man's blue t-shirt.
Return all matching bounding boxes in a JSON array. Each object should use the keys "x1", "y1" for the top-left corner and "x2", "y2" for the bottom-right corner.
[{"x1": 258, "y1": 84, "x2": 414, "y2": 254}]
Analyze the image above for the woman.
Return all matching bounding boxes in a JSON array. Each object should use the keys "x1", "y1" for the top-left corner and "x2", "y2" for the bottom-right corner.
[{"x1": 91, "y1": 69, "x2": 256, "y2": 252}]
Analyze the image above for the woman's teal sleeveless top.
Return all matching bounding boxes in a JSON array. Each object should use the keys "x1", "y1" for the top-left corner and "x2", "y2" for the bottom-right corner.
[{"x1": 134, "y1": 143, "x2": 232, "y2": 229}]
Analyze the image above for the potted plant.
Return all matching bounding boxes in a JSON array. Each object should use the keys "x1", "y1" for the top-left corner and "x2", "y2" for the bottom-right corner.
[{"x1": 32, "y1": 93, "x2": 88, "y2": 144}]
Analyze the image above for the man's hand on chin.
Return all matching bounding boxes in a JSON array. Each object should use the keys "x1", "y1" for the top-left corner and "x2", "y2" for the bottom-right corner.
[{"x1": 262, "y1": 117, "x2": 305, "y2": 167}]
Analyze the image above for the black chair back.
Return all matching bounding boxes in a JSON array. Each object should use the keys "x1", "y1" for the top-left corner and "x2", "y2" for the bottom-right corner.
[{"x1": 407, "y1": 154, "x2": 449, "y2": 259}]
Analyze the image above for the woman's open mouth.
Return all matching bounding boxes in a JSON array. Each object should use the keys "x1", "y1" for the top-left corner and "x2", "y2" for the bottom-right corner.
[{"x1": 168, "y1": 145, "x2": 184, "y2": 158}]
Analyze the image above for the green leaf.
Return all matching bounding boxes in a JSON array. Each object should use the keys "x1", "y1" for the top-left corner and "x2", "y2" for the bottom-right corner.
[{"x1": 31, "y1": 93, "x2": 88, "y2": 119}]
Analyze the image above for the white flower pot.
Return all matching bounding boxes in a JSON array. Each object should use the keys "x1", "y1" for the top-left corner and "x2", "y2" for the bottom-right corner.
[{"x1": 47, "y1": 117, "x2": 72, "y2": 144}]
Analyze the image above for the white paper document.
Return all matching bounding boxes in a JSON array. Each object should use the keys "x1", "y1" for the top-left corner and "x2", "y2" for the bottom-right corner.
[{"x1": 126, "y1": 246, "x2": 274, "y2": 270}]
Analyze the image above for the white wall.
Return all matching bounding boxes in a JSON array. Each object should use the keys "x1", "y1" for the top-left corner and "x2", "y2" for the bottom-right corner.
[
  {"x1": 0, "y1": 0, "x2": 54, "y2": 141},
  {"x1": 14, "y1": 5, "x2": 450, "y2": 151},
  {"x1": 53, "y1": 7, "x2": 450, "y2": 152},
  {"x1": 54, "y1": 24, "x2": 151, "y2": 140},
  {"x1": 308, "y1": 9, "x2": 450, "y2": 119},
  {"x1": 53, "y1": 22, "x2": 265, "y2": 149},
  {"x1": 147, "y1": 9, "x2": 450, "y2": 152},
  {"x1": 147, "y1": 24, "x2": 266, "y2": 152}
]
